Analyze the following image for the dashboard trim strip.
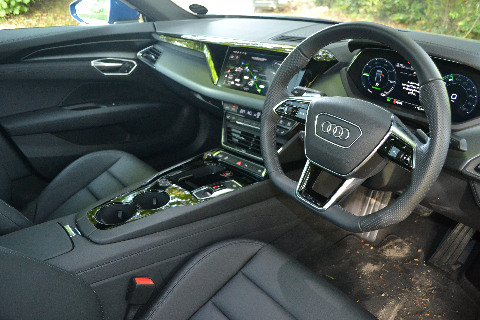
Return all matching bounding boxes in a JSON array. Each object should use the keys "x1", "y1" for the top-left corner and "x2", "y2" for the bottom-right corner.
[
  {"x1": 180, "y1": 34, "x2": 336, "y2": 61},
  {"x1": 157, "y1": 35, "x2": 219, "y2": 84}
]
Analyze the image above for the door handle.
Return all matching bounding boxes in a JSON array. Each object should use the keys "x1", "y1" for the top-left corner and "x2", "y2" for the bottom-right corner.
[{"x1": 92, "y1": 58, "x2": 137, "y2": 75}]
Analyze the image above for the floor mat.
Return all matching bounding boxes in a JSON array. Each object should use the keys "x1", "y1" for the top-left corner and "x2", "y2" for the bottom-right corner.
[{"x1": 273, "y1": 213, "x2": 480, "y2": 319}]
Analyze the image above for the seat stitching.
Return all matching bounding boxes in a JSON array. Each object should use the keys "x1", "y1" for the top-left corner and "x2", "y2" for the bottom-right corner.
[
  {"x1": 106, "y1": 168, "x2": 128, "y2": 187},
  {"x1": 40, "y1": 151, "x2": 124, "y2": 200},
  {"x1": 143, "y1": 240, "x2": 265, "y2": 320},
  {"x1": 239, "y1": 270, "x2": 297, "y2": 320},
  {"x1": 210, "y1": 300, "x2": 230, "y2": 320},
  {"x1": 0, "y1": 210, "x2": 25, "y2": 228},
  {"x1": 37, "y1": 153, "x2": 125, "y2": 218},
  {"x1": 470, "y1": 181, "x2": 480, "y2": 205},
  {"x1": 46, "y1": 187, "x2": 98, "y2": 220},
  {"x1": 85, "y1": 185, "x2": 100, "y2": 201},
  {"x1": 1, "y1": 201, "x2": 32, "y2": 225}
]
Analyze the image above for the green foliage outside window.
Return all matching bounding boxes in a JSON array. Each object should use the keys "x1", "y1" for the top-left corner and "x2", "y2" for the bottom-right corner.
[
  {"x1": 0, "y1": 0, "x2": 30, "y2": 17},
  {"x1": 313, "y1": 0, "x2": 480, "y2": 39}
]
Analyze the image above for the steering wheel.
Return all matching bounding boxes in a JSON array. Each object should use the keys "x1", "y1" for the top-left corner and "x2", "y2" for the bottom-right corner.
[{"x1": 261, "y1": 22, "x2": 451, "y2": 232}]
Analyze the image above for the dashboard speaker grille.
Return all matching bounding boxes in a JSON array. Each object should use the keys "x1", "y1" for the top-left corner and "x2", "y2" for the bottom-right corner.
[{"x1": 270, "y1": 35, "x2": 306, "y2": 42}]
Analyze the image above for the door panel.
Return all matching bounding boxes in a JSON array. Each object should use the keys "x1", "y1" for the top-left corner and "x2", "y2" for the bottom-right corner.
[{"x1": 0, "y1": 23, "x2": 220, "y2": 178}]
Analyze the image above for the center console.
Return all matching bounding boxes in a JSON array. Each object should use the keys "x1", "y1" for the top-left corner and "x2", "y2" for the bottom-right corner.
[{"x1": 76, "y1": 149, "x2": 267, "y2": 238}]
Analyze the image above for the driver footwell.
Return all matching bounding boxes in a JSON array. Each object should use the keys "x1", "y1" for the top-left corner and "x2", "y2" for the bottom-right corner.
[{"x1": 272, "y1": 213, "x2": 480, "y2": 319}]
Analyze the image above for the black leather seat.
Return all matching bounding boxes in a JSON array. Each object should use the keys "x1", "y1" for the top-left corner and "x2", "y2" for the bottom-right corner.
[
  {"x1": 0, "y1": 150, "x2": 156, "y2": 235},
  {"x1": 0, "y1": 239, "x2": 376, "y2": 319},
  {"x1": 142, "y1": 240, "x2": 376, "y2": 320}
]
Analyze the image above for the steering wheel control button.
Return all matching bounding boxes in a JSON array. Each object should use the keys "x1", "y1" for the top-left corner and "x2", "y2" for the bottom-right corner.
[
  {"x1": 378, "y1": 135, "x2": 414, "y2": 170},
  {"x1": 314, "y1": 114, "x2": 361, "y2": 148},
  {"x1": 273, "y1": 99, "x2": 311, "y2": 124}
]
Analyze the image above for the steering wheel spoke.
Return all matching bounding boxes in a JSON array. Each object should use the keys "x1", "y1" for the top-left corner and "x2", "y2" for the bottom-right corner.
[{"x1": 296, "y1": 160, "x2": 365, "y2": 211}]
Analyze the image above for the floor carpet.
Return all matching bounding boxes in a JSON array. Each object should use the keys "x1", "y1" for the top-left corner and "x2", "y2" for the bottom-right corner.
[{"x1": 273, "y1": 212, "x2": 480, "y2": 319}]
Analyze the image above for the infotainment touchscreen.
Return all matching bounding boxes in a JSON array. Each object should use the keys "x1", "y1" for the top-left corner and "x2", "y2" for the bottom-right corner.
[{"x1": 217, "y1": 48, "x2": 286, "y2": 96}]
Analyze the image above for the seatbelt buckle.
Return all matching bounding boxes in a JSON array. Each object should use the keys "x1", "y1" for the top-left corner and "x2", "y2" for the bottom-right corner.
[{"x1": 126, "y1": 277, "x2": 156, "y2": 305}]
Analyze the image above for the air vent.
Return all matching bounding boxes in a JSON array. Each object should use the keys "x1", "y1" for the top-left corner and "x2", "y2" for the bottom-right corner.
[
  {"x1": 226, "y1": 127, "x2": 262, "y2": 156},
  {"x1": 270, "y1": 35, "x2": 306, "y2": 43},
  {"x1": 225, "y1": 127, "x2": 283, "y2": 157},
  {"x1": 137, "y1": 46, "x2": 162, "y2": 68}
]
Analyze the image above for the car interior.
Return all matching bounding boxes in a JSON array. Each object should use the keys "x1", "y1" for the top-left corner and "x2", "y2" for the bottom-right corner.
[{"x1": 1, "y1": 1, "x2": 480, "y2": 319}]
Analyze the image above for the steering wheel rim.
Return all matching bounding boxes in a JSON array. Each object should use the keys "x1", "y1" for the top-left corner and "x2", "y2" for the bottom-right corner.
[{"x1": 260, "y1": 22, "x2": 451, "y2": 232}]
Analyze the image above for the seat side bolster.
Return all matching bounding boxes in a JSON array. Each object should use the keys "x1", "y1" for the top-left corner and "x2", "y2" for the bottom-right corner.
[
  {"x1": 142, "y1": 239, "x2": 266, "y2": 320},
  {"x1": 242, "y1": 245, "x2": 377, "y2": 320},
  {"x1": 0, "y1": 199, "x2": 32, "y2": 235}
]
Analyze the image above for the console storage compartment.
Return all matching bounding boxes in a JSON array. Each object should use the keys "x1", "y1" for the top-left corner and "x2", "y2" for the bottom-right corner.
[{"x1": 0, "y1": 221, "x2": 73, "y2": 260}]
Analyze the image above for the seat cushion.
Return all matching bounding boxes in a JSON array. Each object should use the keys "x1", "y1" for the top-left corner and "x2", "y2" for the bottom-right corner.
[
  {"x1": 141, "y1": 239, "x2": 376, "y2": 320},
  {"x1": 33, "y1": 150, "x2": 156, "y2": 223},
  {"x1": 0, "y1": 246, "x2": 103, "y2": 320}
]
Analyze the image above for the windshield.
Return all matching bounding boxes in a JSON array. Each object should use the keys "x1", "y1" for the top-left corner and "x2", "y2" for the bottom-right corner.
[{"x1": 172, "y1": 0, "x2": 480, "y2": 40}]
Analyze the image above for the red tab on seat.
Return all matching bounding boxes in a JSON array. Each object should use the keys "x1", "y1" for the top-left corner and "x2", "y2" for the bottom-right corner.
[{"x1": 134, "y1": 278, "x2": 154, "y2": 285}]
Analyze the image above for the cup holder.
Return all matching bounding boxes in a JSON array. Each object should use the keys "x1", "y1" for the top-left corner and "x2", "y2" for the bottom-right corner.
[
  {"x1": 133, "y1": 192, "x2": 170, "y2": 210},
  {"x1": 96, "y1": 204, "x2": 137, "y2": 226}
]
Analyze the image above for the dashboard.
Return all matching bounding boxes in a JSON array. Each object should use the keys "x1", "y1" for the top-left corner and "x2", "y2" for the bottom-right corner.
[
  {"x1": 137, "y1": 17, "x2": 480, "y2": 230},
  {"x1": 347, "y1": 48, "x2": 480, "y2": 123}
]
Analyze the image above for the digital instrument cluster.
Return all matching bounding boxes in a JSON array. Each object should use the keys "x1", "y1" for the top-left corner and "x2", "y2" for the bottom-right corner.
[
  {"x1": 348, "y1": 48, "x2": 480, "y2": 123},
  {"x1": 217, "y1": 48, "x2": 286, "y2": 96}
]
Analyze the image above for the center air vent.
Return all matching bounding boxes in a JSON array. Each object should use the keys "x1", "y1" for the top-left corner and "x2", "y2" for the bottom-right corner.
[
  {"x1": 226, "y1": 127, "x2": 262, "y2": 156},
  {"x1": 137, "y1": 46, "x2": 162, "y2": 68},
  {"x1": 225, "y1": 127, "x2": 283, "y2": 158},
  {"x1": 270, "y1": 35, "x2": 306, "y2": 42}
]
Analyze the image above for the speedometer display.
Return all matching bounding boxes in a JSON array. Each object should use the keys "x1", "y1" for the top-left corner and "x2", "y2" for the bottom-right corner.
[
  {"x1": 348, "y1": 48, "x2": 480, "y2": 123},
  {"x1": 361, "y1": 58, "x2": 397, "y2": 97},
  {"x1": 443, "y1": 74, "x2": 478, "y2": 122}
]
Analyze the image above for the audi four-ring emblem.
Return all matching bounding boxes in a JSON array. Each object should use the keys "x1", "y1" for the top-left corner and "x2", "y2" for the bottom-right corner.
[{"x1": 320, "y1": 121, "x2": 350, "y2": 140}]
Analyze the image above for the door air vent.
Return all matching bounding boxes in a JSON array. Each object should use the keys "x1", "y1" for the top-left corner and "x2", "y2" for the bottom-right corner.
[
  {"x1": 270, "y1": 35, "x2": 306, "y2": 43},
  {"x1": 137, "y1": 46, "x2": 162, "y2": 68}
]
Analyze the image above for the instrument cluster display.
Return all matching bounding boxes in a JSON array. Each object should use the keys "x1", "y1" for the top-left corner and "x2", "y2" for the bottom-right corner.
[{"x1": 348, "y1": 48, "x2": 480, "y2": 123}]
